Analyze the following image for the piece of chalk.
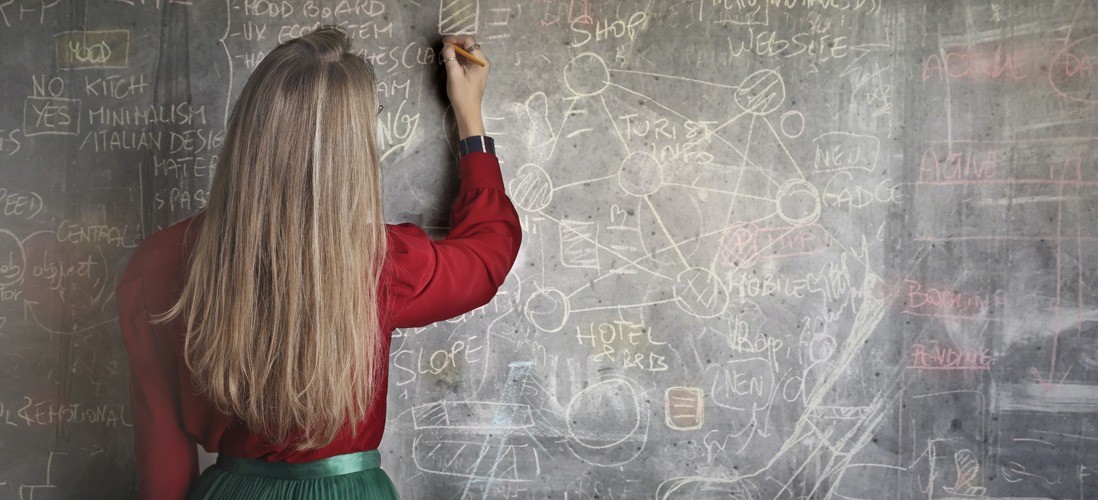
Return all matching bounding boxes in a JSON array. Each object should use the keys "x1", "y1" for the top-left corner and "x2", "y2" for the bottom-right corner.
[{"x1": 449, "y1": 43, "x2": 486, "y2": 67}]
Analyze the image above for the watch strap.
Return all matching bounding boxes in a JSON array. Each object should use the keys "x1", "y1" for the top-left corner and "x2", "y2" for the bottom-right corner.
[{"x1": 458, "y1": 135, "x2": 495, "y2": 157}]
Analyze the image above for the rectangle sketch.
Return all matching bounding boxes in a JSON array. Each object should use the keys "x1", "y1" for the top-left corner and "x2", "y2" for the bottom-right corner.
[
  {"x1": 412, "y1": 401, "x2": 533, "y2": 431},
  {"x1": 812, "y1": 132, "x2": 880, "y2": 173},
  {"x1": 559, "y1": 219, "x2": 599, "y2": 269},
  {"x1": 665, "y1": 386, "x2": 704, "y2": 430},
  {"x1": 439, "y1": 0, "x2": 479, "y2": 35},
  {"x1": 54, "y1": 30, "x2": 130, "y2": 70},
  {"x1": 23, "y1": 97, "x2": 80, "y2": 136}
]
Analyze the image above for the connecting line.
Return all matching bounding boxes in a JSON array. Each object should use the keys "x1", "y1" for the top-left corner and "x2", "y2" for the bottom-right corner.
[
  {"x1": 913, "y1": 235, "x2": 1098, "y2": 242},
  {"x1": 566, "y1": 283, "x2": 590, "y2": 299},
  {"x1": 700, "y1": 108, "x2": 753, "y2": 139},
  {"x1": 776, "y1": 429, "x2": 834, "y2": 495},
  {"x1": 570, "y1": 213, "x2": 751, "y2": 294},
  {"x1": 540, "y1": 212, "x2": 673, "y2": 281},
  {"x1": 663, "y1": 182, "x2": 775, "y2": 201},
  {"x1": 598, "y1": 94, "x2": 630, "y2": 154},
  {"x1": 552, "y1": 174, "x2": 617, "y2": 192},
  {"x1": 1078, "y1": 219, "x2": 1085, "y2": 338},
  {"x1": 570, "y1": 299, "x2": 677, "y2": 313},
  {"x1": 709, "y1": 113, "x2": 755, "y2": 271},
  {"x1": 608, "y1": 68, "x2": 741, "y2": 89},
  {"x1": 709, "y1": 135, "x2": 784, "y2": 188},
  {"x1": 574, "y1": 212, "x2": 780, "y2": 296},
  {"x1": 545, "y1": 99, "x2": 578, "y2": 161},
  {"x1": 912, "y1": 178, "x2": 1098, "y2": 186},
  {"x1": 1062, "y1": 0, "x2": 1087, "y2": 43},
  {"x1": 24, "y1": 302, "x2": 118, "y2": 337},
  {"x1": 900, "y1": 311, "x2": 1003, "y2": 323},
  {"x1": 678, "y1": 107, "x2": 752, "y2": 158},
  {"x1": 761, "y1": 117, "x2": 807, "y2": 180},
  {"x1": 752, "y1": 292, "x2": 892, "y2": 485},
  {"x1": 688, "y1": 213, "x2": 781, "y2": 250},
  {"x1": 644, "y1": 195, "x2": 691, "y2": 270},
  {"x1": 1034, "y1": 429, "x2": 1098, "y2": 442},
  {"x1": 1050, "y1": 161, "x2": 1070, "y2": 381},
  {"x1": 818, "y1": 393, "x2": 898, "y2": 499},
  {"x1": 459, "y1": 365, "x2": 529, "y2": 499},
  {"x1": 606, "y1": 82, "x2": 696, "y2": 124},
  {"x1": 817, "y1": 226, "x2": 873, "y2": 272},
  {"x1": 606, "y1": 82, "x2": 781, "y2": 188}
]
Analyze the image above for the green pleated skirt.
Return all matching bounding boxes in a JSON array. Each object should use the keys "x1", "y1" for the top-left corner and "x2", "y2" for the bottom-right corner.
[{"x1": 187, "y1": 449, "x2": 400, "y2": 499}]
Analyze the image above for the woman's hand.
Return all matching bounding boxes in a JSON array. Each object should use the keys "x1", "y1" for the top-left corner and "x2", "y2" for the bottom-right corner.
[{"x1": 440, "y1": 35, "x2": 489, "y2": 139}]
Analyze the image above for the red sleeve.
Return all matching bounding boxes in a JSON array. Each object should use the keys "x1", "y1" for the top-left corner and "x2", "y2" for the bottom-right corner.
[
  {"x1": 116, "y1": 266, "x2": 198, "y2": 499},
  {"x1": 387, "y1": 152, "x2": 522, "y2": 328}
]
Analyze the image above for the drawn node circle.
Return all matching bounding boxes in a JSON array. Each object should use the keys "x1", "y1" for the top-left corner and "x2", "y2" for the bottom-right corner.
[
  {"x1": 717, "y1": 223, "x2": 760, "y2": 268},
  {"x1": 564, "y1": 52, "x2": 610, "y2": 97},
  {"x1": 637, "y1": 193, "x2": 703, "y2": 266},
  {"x1": 566, "y1": 379, "x2": 642, "y2": 449},
  {"x1": 617, "y1": 151, "x2": 663, "y2": 197},
  {"x1": 673, "y1": 267, "x2": 729, "y2": 319},
  {"x1": 0, "y1": 230, "x2": 25, "y2": 287},
  {"x1": 524, "y1": 288, "x2": 570, "y2": 333},
  {"x1": 809, "y1": 335, "x2": 837, "y2": 363},
  {"x1": 779, "y1": 110, "x2": 805, "y2": 138},
  {"x1": 509, "y1": 164, "x2": 553, "y2": 212},
  {"x1": 1049, "y1": 34, "x2": 1098, "y2": 105},
  {"x1": 775, "y1": 179, "x2": 821, "y2": 225},
  {"x1": 735, "y1": 69, "x2": 786, "y2": 116},
  {"x1": 656, "y1": 477, "x2": 759, "y2": 499}
]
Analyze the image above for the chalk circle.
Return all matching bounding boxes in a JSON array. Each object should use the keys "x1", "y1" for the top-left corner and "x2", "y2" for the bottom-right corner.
[
  {"x1": 775, "y1": 179, "x2": 821, "y2": 225},
  {"x1": 808, "y1": 334, "x2": 837, "y2": 363},
  {"x1": 735, "y1": 69, "x2": 785, "y2": 116},
  {"x1": 524, "y1": 288, "x2": 570, "y2": 333},
  {"x1": 717, "y1": 223, "x2": 760, "y2": 269},
  {"x1": 509, "y1": 164, "x2": 553, "y2": 212},
  {"x1": 0, "y1": 230, "x2": 25, "y2": 286},
  {"x1": 564, "y1": 52, "x2": 610, "y2": 97},
  {"x1": 618, "y1": 151, "x2": 663, "y2": 196},
  {"x1": 567, "y1": 378, "x2": 643, "y2": 449},
  {"x1": 656, "y1": 476, "x2": 759, "y2": 500},
  {"x1": 779, "y1": 110, "x2": 805, "y2": 138},
  {"x1": 1049, "y1": 33, "x2": 1098, "y2": 105},
  {"x1": 673, "y1": 267, "x2": 729, "y2": 319}
]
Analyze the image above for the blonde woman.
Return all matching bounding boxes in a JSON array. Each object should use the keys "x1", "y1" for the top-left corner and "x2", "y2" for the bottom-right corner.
[{"x1": 115, "y1": 27, "x2": 520, "y2": 499}]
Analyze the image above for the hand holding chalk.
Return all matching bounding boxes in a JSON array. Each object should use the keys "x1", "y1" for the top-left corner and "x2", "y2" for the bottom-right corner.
[
  {"x1": 450, "y1": 44, "x2": 486, "y2": 67},
  {"x1": 440, "y1": 35, "x2": 490, "y2": 139}
]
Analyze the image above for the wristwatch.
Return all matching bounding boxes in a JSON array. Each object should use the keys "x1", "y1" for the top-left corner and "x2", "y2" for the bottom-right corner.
[{"x1": 458, "y1": 135, "x2": 495, "y2": 157}]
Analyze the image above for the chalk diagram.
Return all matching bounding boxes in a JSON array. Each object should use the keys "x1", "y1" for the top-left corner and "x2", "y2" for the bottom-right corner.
[
  {"x1": 401, "y1": 49, "x2": 903, "y2": 499},
  {"x1": 0, "y1": 228, "x2": 114, "y2": 339},
  {"x1": 406, "y1": 360, "x2": 653, "y2": 497},
  {"x1": 390, "y1": 48, "x2": 922, "y2": 500},
  {"x1": 516, "y1": 52, "x2": 833, "y2": 331},
  {"x1": 404, "y1": 50, "x2": 847, "y2": 496}
]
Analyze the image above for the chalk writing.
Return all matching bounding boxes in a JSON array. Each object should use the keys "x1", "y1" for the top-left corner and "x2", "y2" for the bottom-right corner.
[{"x1": 908, "y1": 341, "x2": 992, "y2": 371}]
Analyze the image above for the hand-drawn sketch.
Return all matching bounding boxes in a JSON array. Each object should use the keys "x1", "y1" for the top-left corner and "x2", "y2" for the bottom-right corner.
[
  {"x1": 3, "y1": 0, "x2": 1098, "y2": 497},
  {"x1": 439, "y1": 0, "x2": 479, "y2": 35}
]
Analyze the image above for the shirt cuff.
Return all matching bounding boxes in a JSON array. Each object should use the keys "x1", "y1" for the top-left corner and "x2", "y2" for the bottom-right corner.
[
  {"x1": 458, "y1": 135, "x2": 495, "y2": 157},
  {"x1": 458, "y1": 152, "x2": 505, "y2": 194}
]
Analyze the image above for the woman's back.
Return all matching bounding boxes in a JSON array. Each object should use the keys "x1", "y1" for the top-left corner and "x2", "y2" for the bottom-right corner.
[{"x1": 116, "y1": 27, "x2": 519, "y2": 500}]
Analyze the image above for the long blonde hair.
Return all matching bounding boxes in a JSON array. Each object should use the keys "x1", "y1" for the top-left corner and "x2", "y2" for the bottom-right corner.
[{"x1": 152, "y1": 26, "x2": 387, "y2": 451}]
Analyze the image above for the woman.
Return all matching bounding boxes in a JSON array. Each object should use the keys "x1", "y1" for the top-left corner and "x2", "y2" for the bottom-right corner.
[{"x1": 115, "y1": 26, "x2": 521, "y2": 499}]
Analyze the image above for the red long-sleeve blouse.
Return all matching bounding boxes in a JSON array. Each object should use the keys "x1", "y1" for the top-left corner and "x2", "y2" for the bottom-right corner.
[{"x1": 116, "y1": 152, "x2": 522, "y2": 500}]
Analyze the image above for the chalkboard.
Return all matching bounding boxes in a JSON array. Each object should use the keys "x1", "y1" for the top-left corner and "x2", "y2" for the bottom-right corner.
[{"x1": 1, "y1": 0, "x2": 1097, "y2": 498}]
